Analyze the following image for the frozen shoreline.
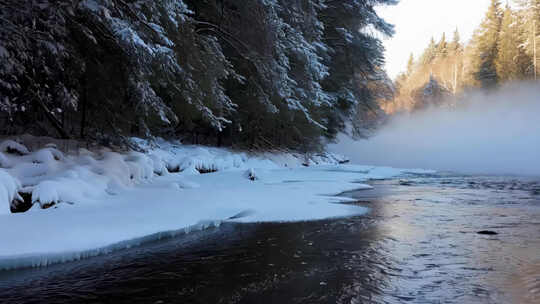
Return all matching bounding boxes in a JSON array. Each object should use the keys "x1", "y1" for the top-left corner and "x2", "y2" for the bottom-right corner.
[{"x1": 0, "y1": 137, "x2": 433, "y2": 270}]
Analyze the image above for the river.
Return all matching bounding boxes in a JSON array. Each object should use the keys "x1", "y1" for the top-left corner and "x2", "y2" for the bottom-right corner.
[{"x1": 1, "y1": 173, "x2": 539, "y2": 303}]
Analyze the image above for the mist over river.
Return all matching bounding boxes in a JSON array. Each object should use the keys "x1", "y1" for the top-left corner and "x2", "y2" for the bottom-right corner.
[{"x1": 331, "y1": 84, "x2": 540, "y2": 176}]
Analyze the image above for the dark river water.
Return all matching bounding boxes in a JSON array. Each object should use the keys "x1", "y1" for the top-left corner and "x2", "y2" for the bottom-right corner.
[{"x1": 1, "y1": 174, "x2": 540, "y2": 304}]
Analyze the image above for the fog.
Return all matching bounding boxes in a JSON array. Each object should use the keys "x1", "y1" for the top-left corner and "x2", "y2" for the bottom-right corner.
[{"x1": 330, "y1": 83, "x2": 540, "y2": 176}]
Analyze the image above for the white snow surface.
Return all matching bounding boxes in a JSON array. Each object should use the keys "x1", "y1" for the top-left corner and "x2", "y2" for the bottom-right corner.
[{"x1": 0, "y1": 137, "x2": 432, "y2": 270}]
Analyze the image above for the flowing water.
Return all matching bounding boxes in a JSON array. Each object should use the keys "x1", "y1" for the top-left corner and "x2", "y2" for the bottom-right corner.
[{"x1": 1, "y1": 174, "x2": 539, "y2": 303}]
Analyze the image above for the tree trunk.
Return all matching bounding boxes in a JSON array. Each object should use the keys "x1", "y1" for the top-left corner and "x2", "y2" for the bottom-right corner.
[
  {"x1": 34, "y1": 98, "x2": 71, "y2": 139},
  {"x1": 80, "y1": 76, "x2": 87, "y2": 139}
]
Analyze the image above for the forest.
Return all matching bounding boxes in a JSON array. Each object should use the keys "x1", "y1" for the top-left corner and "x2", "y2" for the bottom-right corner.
[
  {"x1": 387, "y1": 0, "x2": 540, "y2": 113},
  {"x1": 0, "y1": 0, "x2": 397, "y2": 151}
]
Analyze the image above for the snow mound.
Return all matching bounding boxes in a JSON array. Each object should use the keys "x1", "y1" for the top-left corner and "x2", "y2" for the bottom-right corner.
[{"x1": 176, "y1": 179, "x2": 200, "y2": 189}]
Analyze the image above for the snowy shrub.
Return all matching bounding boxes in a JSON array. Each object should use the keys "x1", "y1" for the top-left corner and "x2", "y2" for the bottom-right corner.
[
  {"x1": 0, "y1": 169, "x2": 21, "y2": 214},
  {"x1": 32, "y1": 148, "x2": 64, "y2": 164},
  {"x1": 0, "y1": 152, "x2": 10, "y2": 168},
  {"x1": 244, "y1": 168, "x2": 258, "y2": 181},
  {"x1": 77, "y1": 155, "x2": 98, "y2": 167},
  {"x1": 124, "y1": 152, "x2": 154, "y2": 181},
  {"x1": 148, "y1": 154, "x2": 168, "y2": 176},
  {"x1": 93, "y1": 152, "x2": 132, "y2": 193},
  {"x1": 78, "y1": 148, "x2": 94, "y2": 157},
  {"x1": 182, "y1": 166, "x2": 202, "y2": 175},
  {"x1": 48, "y1": 148, "x2": 65, "y2": 161},
  {"x1": 0, "y1": 134, "x2": 351, "y2": 214},
  {"x1": 32, "y1": 181, "x2": 61, "y2": 207},
  {"x1": 0, "y1": 140, "x2": 29, "y2": 156},
  {"x1": 31, "y1": 168, "x2": 106, "y2": 208}
]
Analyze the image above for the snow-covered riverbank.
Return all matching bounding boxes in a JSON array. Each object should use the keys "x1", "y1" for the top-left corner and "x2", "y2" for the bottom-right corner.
[{"x1": 0, "y1": 137, "x2": 432, "y2": 270}]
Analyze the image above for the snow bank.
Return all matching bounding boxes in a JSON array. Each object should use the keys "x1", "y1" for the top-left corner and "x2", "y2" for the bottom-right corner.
[{"x1": 0, "y1": 137, "x2": 423, "y2": 270}]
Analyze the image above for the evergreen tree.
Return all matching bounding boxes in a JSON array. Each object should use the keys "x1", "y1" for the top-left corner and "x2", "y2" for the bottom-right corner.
[
  {"x1": 450, "y1": 28, "x2": 463, "y2": 54},
  {"x1": 470, "y1": 0, "x2": 503, "y2": 88},
  {"x1": 436, "y1": 32, "x2": 448, "y2": 58},
  {"x1": 517, "y1": 0, "x2": 540, "y2": 78},
  {"x1": 392, "y1": 1, "x2": 540, "y2": 114},
  {"x1": 420, "y1": 37, "x2": 437, "y2": 65},
  {"x1": 0, "y1": 0, "x2": 398, "y2": 150},
  {"x1": 412, "y1": 74, "x2": 451, "y2": 111},
  {"x1": 316, "y1": 0, "x2": 397, "y2": 139},
  {"x1": 406, "y1": 53, "x2": 415, "y2": 76},
  {"x1": 496, "y1": 5, "x2": 530, "y2": 81}
]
